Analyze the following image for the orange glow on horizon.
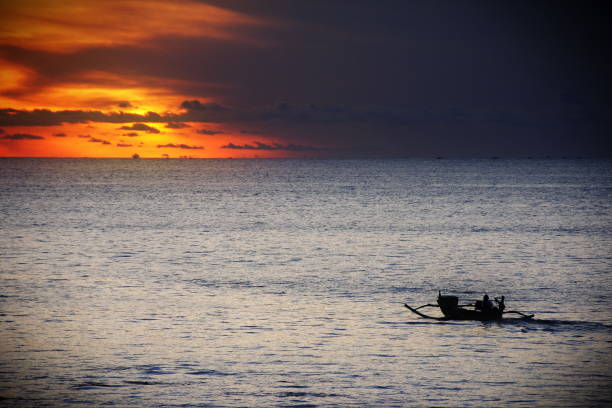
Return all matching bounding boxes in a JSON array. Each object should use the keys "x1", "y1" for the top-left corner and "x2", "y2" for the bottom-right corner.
[{"x1": 0, "y1": 123, "x2": 303, "y2": 159}]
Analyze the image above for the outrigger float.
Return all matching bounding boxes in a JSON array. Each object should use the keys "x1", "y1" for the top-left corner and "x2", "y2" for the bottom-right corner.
[{"x1": 404, "y1": 291, "x2": 534, "y2": 321}]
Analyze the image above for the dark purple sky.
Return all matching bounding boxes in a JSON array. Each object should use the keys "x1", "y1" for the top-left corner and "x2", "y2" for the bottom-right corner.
[{"x1": 200, "y1": 0, "x2": 612, "y2": 157}]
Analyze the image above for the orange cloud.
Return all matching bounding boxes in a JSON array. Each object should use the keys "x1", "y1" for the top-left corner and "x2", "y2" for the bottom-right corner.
[
  {"x1": 0, "y1": 0, "x2": 270, "y2": 53},
  {"x1": 0, "y1": 67, "x2": 219, "y2": 113},
  {"x1": 0, "y1": 58, "x2": 36, "y2": 96}
]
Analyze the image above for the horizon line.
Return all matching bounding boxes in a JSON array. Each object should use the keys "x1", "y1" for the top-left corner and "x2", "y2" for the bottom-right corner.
[{"x1": 1, "y1": 156, "x2": 609, "y2": 160}]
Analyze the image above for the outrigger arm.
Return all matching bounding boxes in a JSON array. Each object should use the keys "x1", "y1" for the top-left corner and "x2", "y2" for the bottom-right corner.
[
  {"x1": 502, "y1": 310, "x2": 534, "y2": 318},
  {"x1": 404, "y1": 303, "x2": 534, "y2": 320},
  {"x1": 404, "y1": 304, "x2": 447, "y2": 320},
  {"x1": 412, "y1": 303, "x2": 438, "y2": 310}
]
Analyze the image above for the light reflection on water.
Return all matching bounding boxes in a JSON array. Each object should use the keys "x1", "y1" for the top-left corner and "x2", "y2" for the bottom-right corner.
[{"x1": 1, "y1": 158, "x2": 611, "y2": 407}]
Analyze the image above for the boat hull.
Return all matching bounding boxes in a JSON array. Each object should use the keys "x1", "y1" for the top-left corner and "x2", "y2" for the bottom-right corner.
[
  {"x1": 441, "y1": 307, "x2": 502, "y2": 321},
  {"x1": 437, "y1": 294, "x2": 502, "y2": 321}
]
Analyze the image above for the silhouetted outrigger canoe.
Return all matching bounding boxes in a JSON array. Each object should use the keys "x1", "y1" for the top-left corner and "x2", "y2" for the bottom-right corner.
[{"x1": 404, "y1": 292, "x2": 534, "y2": 321}]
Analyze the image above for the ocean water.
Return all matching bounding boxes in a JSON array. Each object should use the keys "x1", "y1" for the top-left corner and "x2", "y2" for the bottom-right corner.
[{"x1": 1, "y1": 158, "x2": 611, "y2": 407}]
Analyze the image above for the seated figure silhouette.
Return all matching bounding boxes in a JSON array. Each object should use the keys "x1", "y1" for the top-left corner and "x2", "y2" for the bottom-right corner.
[
  {"x1": 475, "y1": 294, "x2": 493, "y2": 311},
  {"x1": 495, "y1": 295, "x2": 505, "y2": 313}
]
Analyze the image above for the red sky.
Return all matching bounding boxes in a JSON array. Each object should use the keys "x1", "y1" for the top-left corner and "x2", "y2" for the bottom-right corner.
[
  {"x1": 0, "y1": 0, "x2": 312, "y2": 158},
  {"x1": 1, "y1": 0, "x2": 610, "y2": 158}
]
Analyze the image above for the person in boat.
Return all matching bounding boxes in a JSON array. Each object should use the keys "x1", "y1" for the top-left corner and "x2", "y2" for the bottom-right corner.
[
  {"x1": 482, "y1": 294, "x2": 493, "y2": 310},
  {"x1": 475, "y1": 294, "x2": 494, "y2": 312},
  {"x1": 494, "y1": 295, "x2": 505, "y2": 313}
]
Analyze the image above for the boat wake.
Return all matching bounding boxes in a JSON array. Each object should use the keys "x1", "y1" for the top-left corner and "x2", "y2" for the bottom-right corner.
[{"x1": 512, "y1": 318, "x2": 612, "y2": 332}]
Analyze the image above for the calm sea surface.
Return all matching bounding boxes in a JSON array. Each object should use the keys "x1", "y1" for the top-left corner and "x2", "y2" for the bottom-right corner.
[{"x1": 1, "y1": 158, "x2": 611, "y2": 407}]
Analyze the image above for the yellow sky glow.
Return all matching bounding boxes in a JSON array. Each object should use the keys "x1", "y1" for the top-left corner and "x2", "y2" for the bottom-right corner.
[{"x1": 0, "y1": 70, "x2": 211, "y2": 114}]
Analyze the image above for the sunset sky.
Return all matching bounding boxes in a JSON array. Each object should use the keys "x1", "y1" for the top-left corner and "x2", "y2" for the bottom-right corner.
[{"x1": 0, "y1": 0, "x2": 610, "y2": 158}]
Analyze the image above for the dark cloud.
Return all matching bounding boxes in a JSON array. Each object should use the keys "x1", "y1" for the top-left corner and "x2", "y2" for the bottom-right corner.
[
  {"x1": 89, "y1": 137, "x2": 111, "y2": 145},
  {"x1": 53, "y1": 132, "x2": 67, "y2": 137},
  {"x1": 165, "y1": 122, "x2": 191, "y2": 129},
  {"x1": 5, "y1": 101, "x2": 602, "y2": 131},
  {"x1": 0, "y1": 108, "x2": 163, "y2": 126},
  {"x1": 0, "y1": 133, "x2": 45, "y2": 140},
  {"x1": 180, "y1": 100, "x2": 227, "y2": 111},
  {"x1": 116, "y1": 143, "x2": 132, "y2": 147},
  {"x1": 196, "y1": 128, "x2": 224, "y2": 135},
  {"x1": 0, "y1": 103, "x2": 362, "y2": 126},
  {"x1": 221, "y1": 141, "x2": 321, "y2": 151},
  {"x1": 122, "y1": 132, "x2": 139, "y2": 137},
  {"x1": 157, "y1": 143, "x2": 204, "y2": 149},
  {"x1": 117, "y1": 101, "x2": 132, "y2": 108},
  {"x1": 1, "y1": 101, "x2": 608, "y2": 132},
  {"x1": 175, "y1": 101, "x2": 238, "y2": 122},
  {"x1": 117, "y1": 123, "x2": 160, "y2": 133}
]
